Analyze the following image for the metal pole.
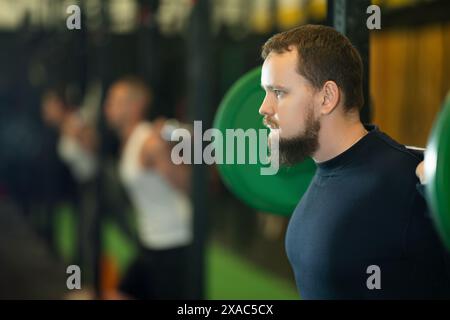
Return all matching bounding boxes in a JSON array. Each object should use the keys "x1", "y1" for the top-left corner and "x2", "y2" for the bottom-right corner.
[{"x1": 186, "y1": 0, "x2": 213, "y2": 300}]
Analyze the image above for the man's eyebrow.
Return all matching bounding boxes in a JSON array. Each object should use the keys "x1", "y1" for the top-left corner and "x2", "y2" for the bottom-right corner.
[{"x1": 260, "y1": 84, "x2": 289, "y2": 91}]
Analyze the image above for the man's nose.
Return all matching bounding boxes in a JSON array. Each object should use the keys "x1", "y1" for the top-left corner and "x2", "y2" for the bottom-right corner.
[{"x1": 258, "y1": 96, "x2": 274, "y2": 116}]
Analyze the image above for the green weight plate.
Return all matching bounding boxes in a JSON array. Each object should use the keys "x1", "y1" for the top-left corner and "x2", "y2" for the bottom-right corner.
[
  {"x1": 213, "y1": 67, "x2": 316, "y2": 216},
  {"x1": 425, "y1": 92, "x2": 450, "y2": 251}
]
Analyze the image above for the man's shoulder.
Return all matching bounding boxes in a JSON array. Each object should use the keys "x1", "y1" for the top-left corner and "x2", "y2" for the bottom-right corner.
[
  {"x1": 369, "y1": 126, "x2": 423, "y2": 166},
  {"x1": 354, "y1": 126, "x2": 422, "y2": 189}
]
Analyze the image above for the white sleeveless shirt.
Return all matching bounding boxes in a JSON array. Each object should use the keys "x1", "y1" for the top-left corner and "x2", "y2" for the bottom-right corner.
[{"x1": 119, "y1": 122, "x2": 192, "y2": 249}]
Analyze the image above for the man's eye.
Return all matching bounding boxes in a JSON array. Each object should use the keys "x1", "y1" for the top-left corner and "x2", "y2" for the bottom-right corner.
[{"x1": 274, "y1": 90, "x2": 284, "y2": 98}]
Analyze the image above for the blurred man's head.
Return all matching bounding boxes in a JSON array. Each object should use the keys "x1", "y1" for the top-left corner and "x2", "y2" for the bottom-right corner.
[
  {"x1": 259, "y1": 24, "x2": 364, "y2": 165},
  {"x1": 104, "y1": 76, "x2": 152, "y2": 133},
  {"x1": 41, "y1": 89, "x2": 70, "y2": 128}
]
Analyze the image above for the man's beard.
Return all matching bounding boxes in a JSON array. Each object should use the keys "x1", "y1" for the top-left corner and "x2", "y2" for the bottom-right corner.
[{"x1": 270, "y1": 109, "x2": 320, "y2": 166}]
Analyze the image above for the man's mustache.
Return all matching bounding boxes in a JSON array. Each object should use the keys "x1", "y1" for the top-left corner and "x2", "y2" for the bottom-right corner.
[{"x1": 262, "y1": 117, "x2": 279, "y2": 129}]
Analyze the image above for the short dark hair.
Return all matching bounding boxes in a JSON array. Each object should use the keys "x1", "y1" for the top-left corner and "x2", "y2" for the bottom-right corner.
[{"x1": 261, "y1": 24, "x2": 364, "y2": 112}]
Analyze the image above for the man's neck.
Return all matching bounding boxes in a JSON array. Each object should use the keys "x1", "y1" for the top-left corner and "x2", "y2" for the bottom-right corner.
[
  {"x1": 313, "y1": 118, "x2": 368, "y2": 163},
  {"x1": 119, "y1": 120, "x2": 140, "y2": 145},
  {"x1": 56, "y1": 110, "x2": 75, "y2": 131}
]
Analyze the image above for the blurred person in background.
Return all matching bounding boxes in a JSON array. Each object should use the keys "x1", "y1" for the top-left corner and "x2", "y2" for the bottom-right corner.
[
  {"x1": 41, "y1": 86, "x2": 99, "y2": 284},
  {"x1": 104, "y1": 76, "x2": 192, "y2": 299},
  {"x1": 41, "y1": 88, "x2": 98, "y2": 183}
]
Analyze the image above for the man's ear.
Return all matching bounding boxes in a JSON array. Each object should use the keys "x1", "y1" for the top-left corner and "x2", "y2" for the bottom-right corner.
[{"x1": 319, "y1": 81, "x2": 340, "y2": 115}]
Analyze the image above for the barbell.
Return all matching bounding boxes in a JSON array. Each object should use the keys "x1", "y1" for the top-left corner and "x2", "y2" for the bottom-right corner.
[{"x1": 213, "y1": 67, "x2": 450, "y2": 250}]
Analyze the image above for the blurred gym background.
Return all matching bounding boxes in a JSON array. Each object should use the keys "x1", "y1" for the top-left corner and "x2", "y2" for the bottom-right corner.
[{"x1": 0, "y1": 0, "x2": 449, "y2": 299}]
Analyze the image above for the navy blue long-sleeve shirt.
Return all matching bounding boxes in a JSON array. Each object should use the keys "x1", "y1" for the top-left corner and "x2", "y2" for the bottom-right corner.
[{"x1": 285, "y1": 125, "x2": 450, "y2": 299}]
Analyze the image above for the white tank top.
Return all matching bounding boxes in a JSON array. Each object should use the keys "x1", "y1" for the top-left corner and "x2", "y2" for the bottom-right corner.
[{"x1": 119, "y1": 122, "x2": 192, "y2": 249}]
